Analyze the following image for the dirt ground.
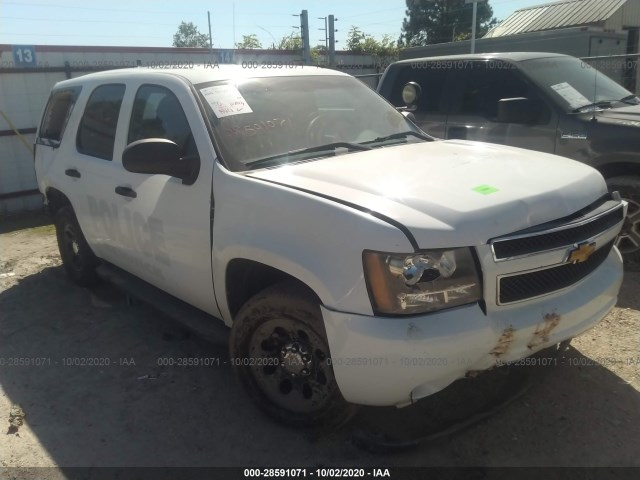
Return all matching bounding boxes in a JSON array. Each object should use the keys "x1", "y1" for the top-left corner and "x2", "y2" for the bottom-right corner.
[{"x1": 0, "y1": 213, "x2": 639, "y2": 474}]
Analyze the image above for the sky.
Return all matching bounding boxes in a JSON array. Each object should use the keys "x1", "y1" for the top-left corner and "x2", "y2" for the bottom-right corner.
[{"x1": 0, "y1": 0, "x2": 548, "y2": 49}]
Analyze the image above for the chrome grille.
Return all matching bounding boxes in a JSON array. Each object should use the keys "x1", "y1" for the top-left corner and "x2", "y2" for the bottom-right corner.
[
  {"x1": 490, "y1": 200, "x2": 624, "y2": 261},
  {"x1": 498, "y1": 240, "x2": 614, "y2": 304}
]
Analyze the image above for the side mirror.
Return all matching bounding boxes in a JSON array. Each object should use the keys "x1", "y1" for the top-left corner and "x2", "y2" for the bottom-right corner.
[
  {"x1": 122, "y1": 138, "x2": 199, "y2": 184},
  {"x1": 402, "y1": 82, "x2": 422, "y2": 107},
  {"x1": 497, "y1": 97, "x2": 539, "y2": 124}
]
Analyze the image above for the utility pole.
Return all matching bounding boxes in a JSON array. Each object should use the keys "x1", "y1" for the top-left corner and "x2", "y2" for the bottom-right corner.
[
  {"x1": 207, "y1": 11, "x2": 213, "y2": 51},
  {"x1": 318, "y1": 16, "x2": 328, "y2": 51},
  {"x1": 465, "y1": 0, "x2": 485, "y2": 54},
  {"x1": 471, "y1": 1, "x2": 477, "y2": 53},
  {"x1": 318, "y1": 16, "x2": 328, "y2": 64},
  {"x1": 328, "y1": 15, "x2": 337, "y2": 67},
  {"x1": 301, "y1": 9, "x2": 310, "y2": 64}
]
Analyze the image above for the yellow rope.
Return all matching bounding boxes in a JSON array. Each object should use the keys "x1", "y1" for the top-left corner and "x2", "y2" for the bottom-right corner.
[{"x1": 0, "y1": 110, "x2": 34, "y2": 155}]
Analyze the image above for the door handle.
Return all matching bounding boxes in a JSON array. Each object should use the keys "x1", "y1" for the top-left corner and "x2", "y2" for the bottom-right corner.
[
  {"x1": 65, "y1": 169, "x2": 81, "y2": 178},
  {"x1": 115, "y1": 186, "x2": 137, "y2": 198}
]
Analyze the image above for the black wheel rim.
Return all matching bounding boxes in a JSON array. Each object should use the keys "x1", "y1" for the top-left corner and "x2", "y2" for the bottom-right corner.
[
  {"x1": 248, "y1": 317, "x2": 333, "y2": 414},
  {"x1": 62, "y1": 224, "x2": 83, "y2": 271},
  {"x1": 616, "y1": 198, "x2": 640, "y2": 254}
]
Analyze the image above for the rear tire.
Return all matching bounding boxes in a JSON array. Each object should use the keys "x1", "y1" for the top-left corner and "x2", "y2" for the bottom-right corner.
[
  {"x1": 54, "y1": 206, "x2": 99, "y2": 286},
  {"x1": 606, "y1": 175, "x2": 640, "y2": 264},
  {"x1": 229, "y1": 281, "x2": 357, "y2": 428}
]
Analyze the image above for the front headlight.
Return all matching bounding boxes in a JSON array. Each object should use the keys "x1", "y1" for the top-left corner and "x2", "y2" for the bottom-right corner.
[{"x1": 363, "y1": 248, "x2": 482, "y2": 315}]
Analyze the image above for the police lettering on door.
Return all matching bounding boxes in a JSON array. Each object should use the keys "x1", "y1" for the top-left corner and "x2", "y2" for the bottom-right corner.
[{"x1": 88, "y1": 196, "x2": 170, "y2": 276}]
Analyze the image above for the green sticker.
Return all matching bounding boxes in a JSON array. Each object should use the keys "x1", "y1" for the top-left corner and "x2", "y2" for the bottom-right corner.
[{"x1": 472, "y1": 184, "x2": 499, "y2": 195}]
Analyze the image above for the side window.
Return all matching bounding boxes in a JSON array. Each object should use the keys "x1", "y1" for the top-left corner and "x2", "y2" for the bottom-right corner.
[
  {"x1": 128, "y1": 85, "x2": 198, "y2": 158},
  {"x1": 388, "y1": 65, "x2": 449, "y2": 114},
  {"x1": 38, "y1": 86, "x2": 81, "y2": 146},
  {"x1": 76, "y1": 84, "x2": 125, "y2": 160}
]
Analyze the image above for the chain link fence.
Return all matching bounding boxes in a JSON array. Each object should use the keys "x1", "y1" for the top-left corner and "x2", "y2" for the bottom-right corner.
[{"x1": 580, "y1": 53, "x2": 640, "y2": 95}]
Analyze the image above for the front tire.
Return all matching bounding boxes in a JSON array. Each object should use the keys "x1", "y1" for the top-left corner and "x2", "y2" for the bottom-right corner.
[
  {"x1": 606, "y1": 175, "x2": 640, "y2": 263},
  {"x1": 54, "y1": 206, "x2": 99, "y2": 286},
  {"x1": 229, "y1": 281, "x2": 356, "y2": 428}
]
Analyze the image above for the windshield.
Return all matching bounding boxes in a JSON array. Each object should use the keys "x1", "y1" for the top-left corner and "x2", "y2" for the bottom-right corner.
[
  {"x1": 519, "y1": 56, "x2": 639, "y2": 112},
  {"x1": 196, "y1": 75, "x2": 421, "y2": 171}
]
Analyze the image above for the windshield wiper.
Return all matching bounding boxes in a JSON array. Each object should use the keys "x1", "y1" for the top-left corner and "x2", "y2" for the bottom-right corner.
[
  {"x1": 245, "y1": 142, "x2": 372, "y2": 170},
  {"x1": 360, "y1": 130, "x2": 433, "y2": 145},
  {"x1": 619, "y1": 94, "x2": 640, "y2": 105},
  {"x1": 572, "y1": 100, "x2": 616, "y2": 113}
]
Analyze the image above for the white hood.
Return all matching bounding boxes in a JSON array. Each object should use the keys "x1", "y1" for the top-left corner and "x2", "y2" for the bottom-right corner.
[{"x1": 247, "y1": 140, "x2": 607, "y2": 248}]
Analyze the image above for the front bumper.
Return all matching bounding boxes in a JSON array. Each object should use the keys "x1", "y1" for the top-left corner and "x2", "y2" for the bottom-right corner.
[{"x1": 321, "y1": 247, "x2": 623, "y2": 407}]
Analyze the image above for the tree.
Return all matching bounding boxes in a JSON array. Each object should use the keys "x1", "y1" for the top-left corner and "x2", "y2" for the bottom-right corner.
[
  {"x1": 346, "y1": 27, "x2": 399, "y2": 64},
  {"x1": 235, "y1": 34, "x2": 262, "y2": 49},
  {"x1": 346, "y1": 26, "x2": 366, "y2": 52},
  {"x1": 272, "y1": 33, "x2": 302, "y2": 50},
  {"x1": 173, "y1": 21, "x2": 209, "y2": 48},
  {"x1": 269, "y1": 33, "x2": 323, "y2": 64},
  {"x1": 399, "y1": 0, "x2": 497, "y2": 47}
]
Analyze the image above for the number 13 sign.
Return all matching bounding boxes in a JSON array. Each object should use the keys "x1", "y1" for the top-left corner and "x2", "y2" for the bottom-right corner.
[{"x1": 12, "y1": 45, "x2": 37, "y2": 67}]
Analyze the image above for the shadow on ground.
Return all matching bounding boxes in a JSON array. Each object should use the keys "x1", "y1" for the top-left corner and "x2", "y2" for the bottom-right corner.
[
  {"x1": 0, "y1": 266, "x2": 639, "y2": 468},
  {"x1": 0, "y1": 211, "x2": 50, "y2": 235}
]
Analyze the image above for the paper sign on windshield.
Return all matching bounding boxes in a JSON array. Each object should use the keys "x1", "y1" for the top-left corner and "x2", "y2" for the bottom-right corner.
[
  {"x1": 550, "y1": 82, "x2": 590, "y2": 110},
  {"x1": 200, "y1": 85, "x2": 253, "y2": 118}
]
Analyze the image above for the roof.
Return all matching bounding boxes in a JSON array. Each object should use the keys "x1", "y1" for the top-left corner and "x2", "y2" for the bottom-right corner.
[
  {"x1": 484, "y1": 0, "x2": 627, "y2": 38},
  {"x1": 391, "y1": 51, "x2": 570, "y2": 64},
  {"x1": 55, "y1": 64, "x2": 348, "y2": 88}
]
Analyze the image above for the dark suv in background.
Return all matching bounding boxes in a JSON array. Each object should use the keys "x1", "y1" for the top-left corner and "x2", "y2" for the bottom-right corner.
[{"x1": 378, "y1": 52, "x2": 640, "y2": 262}]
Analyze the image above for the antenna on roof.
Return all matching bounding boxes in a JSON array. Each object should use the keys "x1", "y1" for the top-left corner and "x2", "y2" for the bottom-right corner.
[{"x1": 592, "y1": 60, "x2": 598, "y2": 121}]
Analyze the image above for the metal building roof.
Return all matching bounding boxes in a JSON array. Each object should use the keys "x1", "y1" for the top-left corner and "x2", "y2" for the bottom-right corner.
[{"x1": 484, "y1": 0, "x2": 627, "y2": 38}]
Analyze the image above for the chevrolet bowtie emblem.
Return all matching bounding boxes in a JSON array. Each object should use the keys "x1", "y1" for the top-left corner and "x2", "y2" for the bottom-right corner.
[{"x1": 568, "y1": 242, "x2": 597, "y2": 264}]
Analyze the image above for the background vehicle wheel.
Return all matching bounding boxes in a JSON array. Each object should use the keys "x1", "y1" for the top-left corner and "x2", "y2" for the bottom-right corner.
[
  {"x1": 230, "y1": 281, "x2": 357, "y2": 428},
  {"x1": 54, "y1": 206, "x2": 99, "y2": 286},
  {"x1": 606, "y1": 176, "x2": 640, "y2": 264}
]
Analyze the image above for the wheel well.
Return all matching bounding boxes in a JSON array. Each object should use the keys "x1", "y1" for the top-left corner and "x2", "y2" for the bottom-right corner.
[
  {"x1": 225, "y1": 259, "x2": 320, "y2": 320},
  {"x1": 45, "y1": 188, "x2": 72, "y2": 217},
  {"x1": 597, "y1": 162, "x2": 640, "y2": 180}
]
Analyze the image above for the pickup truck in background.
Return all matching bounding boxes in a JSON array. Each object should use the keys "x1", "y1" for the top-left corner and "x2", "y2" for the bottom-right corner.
[{"x1": 378, "y1": 52, "x2": 640, "y2": 262}]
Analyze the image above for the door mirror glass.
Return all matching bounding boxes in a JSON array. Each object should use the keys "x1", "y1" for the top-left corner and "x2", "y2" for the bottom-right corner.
[
  {"x1": 122, "y1": 138, "x2": 199, "y2": 184},
  {"x1": 497, "y1": 97, "x2": 539, "y2": 124}
]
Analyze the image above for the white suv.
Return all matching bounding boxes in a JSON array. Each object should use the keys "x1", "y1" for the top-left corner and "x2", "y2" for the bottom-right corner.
[{"x1": 35, "y1": 65, "x2": 625, "y2": 427}]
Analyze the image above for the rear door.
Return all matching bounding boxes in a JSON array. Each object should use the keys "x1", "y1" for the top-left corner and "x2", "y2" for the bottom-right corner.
[{"x1": 72, "y1": 83, "x2": 130, "y2": 260}]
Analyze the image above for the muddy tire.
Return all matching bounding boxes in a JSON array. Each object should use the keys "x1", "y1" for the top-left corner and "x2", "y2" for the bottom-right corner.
[
  {"x1": 54, "y1": 206, "x2": 99, "y2": 286},
  {"x1": 606, "y1": 176, "x2": 640, "y2": 264},
  {"x1": 229, "y1": 281, "x2": 357, "y2": 428}
]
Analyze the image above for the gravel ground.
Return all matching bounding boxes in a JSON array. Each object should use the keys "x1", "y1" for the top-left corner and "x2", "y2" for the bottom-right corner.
[{"x1": 0, "y1": 213, "x2": 638, "y2": 475}]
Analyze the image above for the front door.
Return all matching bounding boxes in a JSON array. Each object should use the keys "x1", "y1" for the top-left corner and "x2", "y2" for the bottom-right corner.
[
  {"x1": 107, "y1": 78, "x2": 218, "y2": 316},
  {"x1": 446, "y1": 61, "x2": 558, "y2": 153}
]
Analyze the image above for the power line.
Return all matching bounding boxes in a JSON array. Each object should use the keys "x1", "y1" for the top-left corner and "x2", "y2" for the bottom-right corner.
[
  {"x1": 340, "y1": 7, "x2": 405, "y2": 20},
  {"x1": 1, "y1": 1, "x2": 203, "y2": 15},
  {"x1": 1, "y1": 32, "x2": 168, "y2": 39},
  {"x1": 0, "y1": 16, "x2": 176, "y2": 26}
]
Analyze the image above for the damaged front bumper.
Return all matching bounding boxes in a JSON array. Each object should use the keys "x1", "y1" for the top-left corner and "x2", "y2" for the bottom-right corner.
[{"x1": 321, "y1": 247, "x2": 623, "y2": 407}]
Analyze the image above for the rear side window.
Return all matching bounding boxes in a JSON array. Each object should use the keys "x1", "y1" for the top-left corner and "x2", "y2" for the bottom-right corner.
[
  {"x1": 38, "y1": 87, "x2": 81, "y2": 146},
  {"x1": 76, "y1": 84, "x2": 125, "y2": 160}
]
